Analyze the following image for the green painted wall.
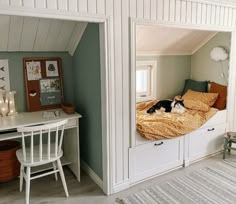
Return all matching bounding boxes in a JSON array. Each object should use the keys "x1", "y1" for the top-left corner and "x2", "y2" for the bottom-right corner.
[
  {"x1": 0, "y1": 52, "x2": 73, "y2": 112},
  {"x1": 137, "y1": 55, "x2": 191, "y2": 99},
  {"x1": 72, "y1": 23, "x2": 102, "y2": 179},
  {"x1": 191, "y1": 32, "x2": 231, "y2": 85}
]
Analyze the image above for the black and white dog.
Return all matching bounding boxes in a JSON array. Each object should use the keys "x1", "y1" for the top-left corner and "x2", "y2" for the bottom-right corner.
[{"x1": 147, "y1": 99, "x2": 185, "y2": 114}]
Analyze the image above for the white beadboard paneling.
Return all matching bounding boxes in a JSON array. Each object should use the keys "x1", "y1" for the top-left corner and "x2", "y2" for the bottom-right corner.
[
  {"x1": 163, "y1": 0, "x2": 170, "y2": 21},
  {"x1": 46, "y1": 0, "x2": 58, "y2": 9},
  {"x1": 186, "y1": 1, "x2": 192, "y2": 23},
  {"x1": 10, "y1": 0, "x2": 22, "y2": 6},
  {"x1": 0, "y1": 15, "x2": 10, "y2": 51},
  {"x1": 197, "y1": 2, "x2": 202, "y2": 24},
  {"x1": 105, "y1": 0, "x2": 113, "y2": 15},
  {"x1": 144, "y1": 0, "x2": 151, "y2": 20},
  {"x1": 211, "y1": 5, "x2": 216, "y2": 25},
  {"x1": 68, "y1": 0, "x2": 77, "y2": 11},
  {"x1": 0, "y1": 0, "x2": 9, "y2": 5},
  {"x1": 157, "y1": 0, "x2": 164, "y2": 20},
  {"x1": 20, "y1": 17, "x2": 39, "y2": 51},
  {"x1": 191, "y1": 2, "x2": 197, "y2": 24},
  {"x1": 35, "y1": 0, "x2": 46, "y2": 9},
  {"x1": 224, "y1": 7, "x2": 229, "y2": 26},
  {"x1": 121, "y1": 0, "x2": 129, "y2": 182},
  {"x1": 113, "y1": 0, "x2": 123, "y2": 184},
  {"x1": 233, "y1": 9, "x2": 236, "y2": 26},
  {"x1": 58, "y1": 0, "x2": 68, "y2": 10},
  {"x1": 56, "y1": 21, "x2": 75, "y2": 51},
  {"x1": 97, "y1": 0, "x2": 105, "y2": 15},
  {"x1": 201, "y1": 4, "x2": 207, "y2": 24},
  {"x1": 78, "y1": 0, "x2": 88, "y2": 13},
  {"x1": 220, "y1": 6, "x2": 225, "y2": 25},
  {"x1": 44, "y1": 20, "x2": 63, "y2": 51},
  {"x1": 181, "y1": 0, "x2": 187, "y2": 22},
  {"x1": 137, "y1": 0, "x2": 144, "y2": 19},
  {"x1": 228, "y1": 8, "x2": 233, "y2": 26},
  {"x1": 215, "y1": 5, "x2": 221, "y2": 25},
  {"x1": 206, "y1": 4, "x2": 211, "y2": 24},
  {"x1": 175, "y1": 0, "x2": 181, "y2": 22},
  {"x1": 67, "y1": 22, "x2": 87, "y2": 55},
  {"x1": 130, "y1": 0, "x2": 137, "y2": 18},
  {"x1": 8, "y1": 16, "x2": 23, "y2": 51},
  {"x1": 150, "y1": 0, "x2": 156, "y2": 20},
  {"x1": 88, "y1": 0, "x2": 97, "y2": 14},
  {"x1": 169, "y1": 0, "x2": 175, "y2": 21},
  {"x1": 23, "y1": 0, "x2": 34, "y2": 8},
  {"x1": 33, "y1": 18, "x2": 51, "y2": 51}
]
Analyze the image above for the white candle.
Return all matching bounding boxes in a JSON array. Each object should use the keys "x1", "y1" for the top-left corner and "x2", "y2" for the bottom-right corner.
[{"x1": 7, "y1": 91, "x2": 17, "y2": 116}]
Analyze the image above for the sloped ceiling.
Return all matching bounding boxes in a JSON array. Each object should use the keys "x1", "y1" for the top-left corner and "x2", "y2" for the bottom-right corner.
[
  {"x1": 0, "y1": 15, "x2": 87, "y2": 56},
  {"x1": 136, "y1": 25, "x2": 217, "y2": 56}
]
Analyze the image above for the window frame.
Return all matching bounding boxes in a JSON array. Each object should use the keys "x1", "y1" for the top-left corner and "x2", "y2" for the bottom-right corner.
[{"x1": 136, "y1": 60, "x2": 157, "y2": 102}]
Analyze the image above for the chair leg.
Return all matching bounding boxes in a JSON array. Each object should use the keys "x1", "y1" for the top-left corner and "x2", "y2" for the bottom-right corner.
[
  {"x1": 223, "y1": 138, "x2": 228, "y2": 159},
  {"x1": 19, "y1": 165, "x2": 24, "y2": 192},
  {"x1": 52, "y1": 162, "x2": 58, "y2": 181},
  {"x1": 228, "y1": 141, "x2": 232, "y2": 153},
  {"x1": 57, "y1": 159, "x2": 69, "y2": 197},
  {"x1": 25, "y1": 167, "x2": 31, "y2": 204}
]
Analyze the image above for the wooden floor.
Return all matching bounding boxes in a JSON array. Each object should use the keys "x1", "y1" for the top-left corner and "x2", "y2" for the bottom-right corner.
[{"x1": 0, "y1": 153, "x2": 233, "y2": 204}]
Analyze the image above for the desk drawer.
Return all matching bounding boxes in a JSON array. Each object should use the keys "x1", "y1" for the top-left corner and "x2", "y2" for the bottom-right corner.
[{"x1": 65, "y1": 118, "x2": 77, "y2": 129}]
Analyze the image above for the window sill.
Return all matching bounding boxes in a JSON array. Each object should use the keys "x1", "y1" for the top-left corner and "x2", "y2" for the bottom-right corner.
[{"x1": 136, "y1": 96, "x2": 155, "y2": 103}]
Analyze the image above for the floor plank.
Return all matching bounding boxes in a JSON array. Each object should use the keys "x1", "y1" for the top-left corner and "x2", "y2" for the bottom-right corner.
[{"x1": 0, "y1": 153, "x2": 234, "y2": 204}]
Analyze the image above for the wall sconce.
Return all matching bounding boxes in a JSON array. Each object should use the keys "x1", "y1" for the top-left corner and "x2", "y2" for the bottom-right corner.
[{"x1": 0, "y1": 91, "x2": 17, "y2": 117}]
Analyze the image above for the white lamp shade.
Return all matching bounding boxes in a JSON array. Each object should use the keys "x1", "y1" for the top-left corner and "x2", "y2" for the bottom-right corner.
[{"x1": 210, "y1": 47, "x2": 228, "y2": 61}]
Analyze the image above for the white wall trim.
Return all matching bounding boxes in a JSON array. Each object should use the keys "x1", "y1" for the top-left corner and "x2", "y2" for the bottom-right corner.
[
  {"x1": 191, "y1": 32, "x2": 218, "y2": 54},
  {"x1": 136, "y1": 51, "x2": 192, "y2": 56},
  {"x1": 80, "y1": 160, "x2": 103, "y2": 189}
]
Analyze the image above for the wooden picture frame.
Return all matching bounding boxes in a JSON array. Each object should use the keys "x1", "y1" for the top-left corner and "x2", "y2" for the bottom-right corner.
[{"x1": 23, "y1": 57, "x2": 64, "y2": 112}]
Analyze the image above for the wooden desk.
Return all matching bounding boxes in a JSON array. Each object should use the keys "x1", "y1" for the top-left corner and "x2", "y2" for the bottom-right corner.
[{"x1": 0, "y1": 110, "x2": 82, "y2": 182}]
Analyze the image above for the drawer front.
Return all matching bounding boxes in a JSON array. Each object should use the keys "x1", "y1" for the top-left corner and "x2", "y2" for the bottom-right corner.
[
  {"x1": 65, "y1": 118, "x2": 78, "y2": 129},
  {"x1": 130, "y1": 137, "x2": 184, "y2": 182},
  {"x1": 188, "y1": 123, "x2": 226, "y2": 161}
]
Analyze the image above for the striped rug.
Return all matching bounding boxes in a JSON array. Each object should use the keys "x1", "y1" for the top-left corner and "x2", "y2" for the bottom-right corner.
[{"x1": 117, "y1": 158, "x2": 236, "y2": 204}]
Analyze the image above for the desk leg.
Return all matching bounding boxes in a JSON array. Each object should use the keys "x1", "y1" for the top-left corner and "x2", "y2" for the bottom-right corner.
[{"x1": 63, "y1": 125, "x2": 80, "y2": 182}]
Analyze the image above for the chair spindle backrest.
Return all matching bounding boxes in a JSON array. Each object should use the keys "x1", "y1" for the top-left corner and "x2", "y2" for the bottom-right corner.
[{"x1": 17, "y1": 119, "x2": 68, "y2": 164}]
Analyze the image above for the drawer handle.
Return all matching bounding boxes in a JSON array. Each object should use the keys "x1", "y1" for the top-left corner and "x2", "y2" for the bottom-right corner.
[
  {"x1": 208, "y1": 128, "x2": 215, "y2": 132},
  {"x1": 154, "y1": 142, "x2": 164, "y2": 146}
]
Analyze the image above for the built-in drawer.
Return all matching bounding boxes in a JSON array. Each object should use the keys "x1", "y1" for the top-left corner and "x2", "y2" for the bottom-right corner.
[
  {"x1": 129, "y1": 136, "x2": 184, "y2": 183},
  {"x1": 186, "y1": 123, "x2": 226, "y2": 162}
]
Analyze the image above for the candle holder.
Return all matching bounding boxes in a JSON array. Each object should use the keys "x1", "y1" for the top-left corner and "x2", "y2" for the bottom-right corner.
[
  {"x1": 6, "y1": 91, "x2": 17, "y2": 116},
  {"x1": 1, "y1": 102, "x2": 8, "y2": 117}
]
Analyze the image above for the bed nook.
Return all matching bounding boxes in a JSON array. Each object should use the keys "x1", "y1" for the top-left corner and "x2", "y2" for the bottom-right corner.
[{"x1": 129, "y1": 24, "x2": 230, "y2": 183}]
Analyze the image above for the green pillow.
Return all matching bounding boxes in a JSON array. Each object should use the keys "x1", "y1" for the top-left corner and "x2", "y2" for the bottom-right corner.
[{"x1": 182, "y1": 79, "x2": 208, "y2": 96}]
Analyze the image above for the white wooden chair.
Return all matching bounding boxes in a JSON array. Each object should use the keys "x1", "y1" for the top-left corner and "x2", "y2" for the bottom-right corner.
[{"x1": 16, "y1": 119, "x2": 69, "y2": 204}]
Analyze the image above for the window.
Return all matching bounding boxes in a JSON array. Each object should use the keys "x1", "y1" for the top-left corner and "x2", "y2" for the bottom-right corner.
[{"x1": 136, "y1": 61, "x2": 157, "y2": 102}]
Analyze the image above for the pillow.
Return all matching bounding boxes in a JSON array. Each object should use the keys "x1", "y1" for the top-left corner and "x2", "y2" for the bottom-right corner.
[
  {"x1": 209, "y1": 82, "x2": 227, "y2": 110},
  {"x1": 182, "y1": 89, "x2": 218, "y2": 107},
  {"x1": 182, "y1": 79, "x2": 208, "y2": 96},
  {"x1": 184, "y1": 99, "x2": 210, "y2": 112}
]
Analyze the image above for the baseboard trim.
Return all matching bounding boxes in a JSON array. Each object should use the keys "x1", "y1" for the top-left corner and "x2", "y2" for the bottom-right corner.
[{"x1": 80, "y1": 160, "x2": 103, "y2": 190}]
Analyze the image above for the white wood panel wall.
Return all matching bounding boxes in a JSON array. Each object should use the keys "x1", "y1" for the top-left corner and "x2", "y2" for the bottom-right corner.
[{"x1": 0, "y1": 0, "x2": 236, "y2": 193}]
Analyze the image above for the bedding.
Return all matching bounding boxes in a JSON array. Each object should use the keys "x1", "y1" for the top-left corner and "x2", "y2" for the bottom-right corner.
[
  {"x1": 209, "y1": 82, "x2": 227, "y2": 110},
  {"x1": 136, "y1": 100, "x2": 218, "y2": 140},
  {"x1": 181, "y1": 79, "x2": 208, "y2": 95}
]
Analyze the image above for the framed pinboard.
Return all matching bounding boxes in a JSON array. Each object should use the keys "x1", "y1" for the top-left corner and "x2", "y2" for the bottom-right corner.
[{"x1": 23, "y1": 57, "x2": 64, "y2": 112}]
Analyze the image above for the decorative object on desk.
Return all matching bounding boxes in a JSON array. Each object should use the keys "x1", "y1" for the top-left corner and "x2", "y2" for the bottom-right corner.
[
  {"x1": 43, "y1": 110, "x2": 61, "y2": 119},
  {"x1": 0, "y1": 140, "x2": 20, "y2": 182},
  {"x1": 24, "y1": 57, "x2": 63, "y2": 112},
  {"x1": 46, "y1": 60, "x2": 59, "y2": 77},
  {"x1": 0, "y1": 59, "x2": 10, "y2": 91},
  {"x1": 0, "y1": 91, "x2": 17, "y2": 117},
  {"x1": 26, "y1": 61, "x2": 42, "y2": 81},
  {"x1": 62, "y1": 103, "x2": 75, "y2": 114}
]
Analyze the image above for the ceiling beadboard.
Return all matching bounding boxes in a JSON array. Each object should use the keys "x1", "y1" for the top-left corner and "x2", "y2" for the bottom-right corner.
[{"x1": 0, "y1": 15, "x2": 87, "y2": 55}]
